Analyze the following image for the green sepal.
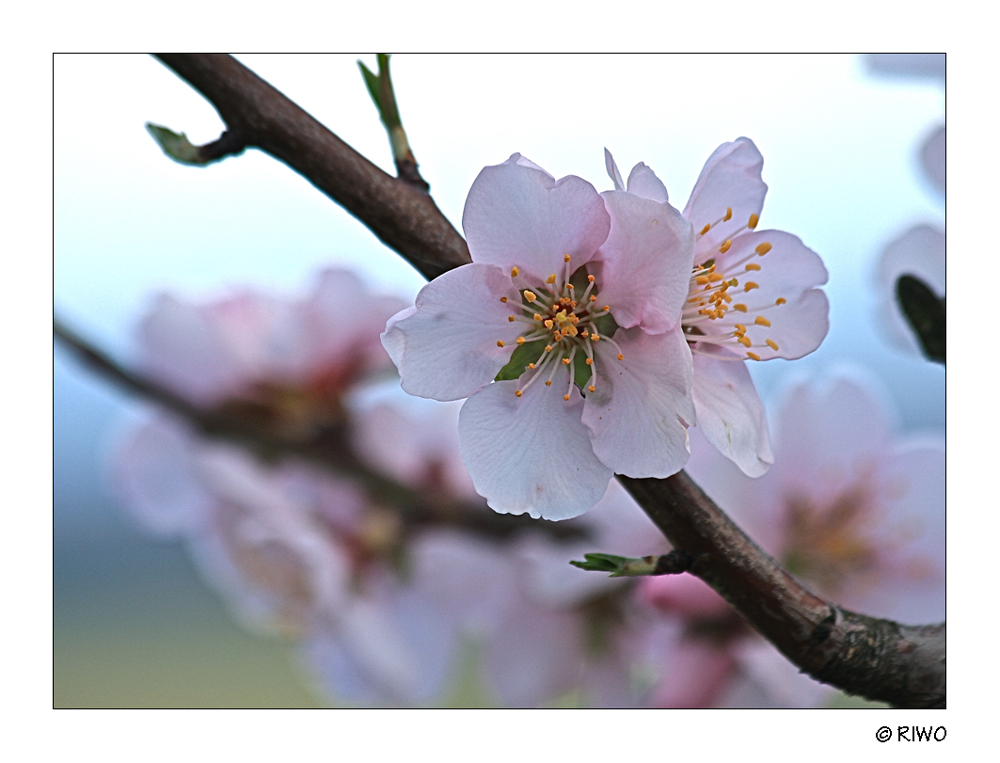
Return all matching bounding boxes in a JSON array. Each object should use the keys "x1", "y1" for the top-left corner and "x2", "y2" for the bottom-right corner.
[
  {"x1": 569, "y1": 553, "x2": 629, "y2": 575},
  {"x1": 358, "y1": 60, "x2": 383, "y2": 113},
  {"x1": 145, "y1": 123, "x2": 203, "y2": 165},
  {"x1": 494, "y1": 341, "x2": 540, "y2": 382},
  {"x1": 896, "y1": 274, "x2": 945, "y2": 364}
]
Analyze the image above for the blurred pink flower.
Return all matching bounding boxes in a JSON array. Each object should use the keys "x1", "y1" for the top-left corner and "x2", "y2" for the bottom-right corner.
[
  {"x1": 877, "y1": 224, "x2": 945, "y2": 356},
  {"x1": 383, "y1": 153, "x2": 696, "y2": 521},
  {"x1": 606, "y1": 138, "x2": 829, "y2": 477},
  {"x1": 639, "y1": 373, "x2": 944, "y2": 706}
]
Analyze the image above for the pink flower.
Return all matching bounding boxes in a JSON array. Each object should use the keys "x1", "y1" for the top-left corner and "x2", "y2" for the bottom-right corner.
[
  {"x1": 383, "y1": 154, "x2": 696, "y2": 521},
  {"x1": 606, "y1": 139, "x2": 829, "y2": 477}
]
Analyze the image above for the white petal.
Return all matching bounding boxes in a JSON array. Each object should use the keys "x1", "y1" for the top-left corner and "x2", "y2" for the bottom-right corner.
[
  {"x1": 594, "y1": 191, "x2": 694, "y2": 333},
  {"x1": 458, "y1": 374, "x2": 613, "y2": 521},
  {"x1": 683, "y1": 138, "x2": 768, "y2": 263},
  {"x1": 462, "y1": 154, "x2": 610, "y2": 282},
  {"x1": 582, "y1": 327, "x2": 695, "y2": 478},
  {"x1": 626, "y1": 162, "x2": 669, "y2": 203},
  {"x1": 604, "y1": 148, "x2": 625, "y2": 191},
  {"x1": 692, "y1": 347, "x2": 773, "y2": 477},
  {"x1": 380, "y1": 263, "x2": 523, "y2": 401}
]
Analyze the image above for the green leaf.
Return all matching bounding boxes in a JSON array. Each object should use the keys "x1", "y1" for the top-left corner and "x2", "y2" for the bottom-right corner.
[
  {"x1": 896, "y1": 274, "x2": 945, "y2": 364},
  {"x1": 145, "y1": 123, "x2": 204, "y2": 165},
  {"x1": 358, "y1": 60, "x2": 382, "y2": 112},
  {"x1": 569, "y1": 553, "x2": 628, "y2": 574}
]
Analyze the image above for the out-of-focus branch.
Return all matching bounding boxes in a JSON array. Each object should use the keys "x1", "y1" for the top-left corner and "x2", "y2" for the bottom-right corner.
[
  {"x1": 54, "y1": 318, "x2": 585, "y2": 544},
  {"x1": 152, "y1": 54, "x2": 469, "y2": 281},
  {"x1": 133, "y1": 54, "x2": 944, "y2": 707}
]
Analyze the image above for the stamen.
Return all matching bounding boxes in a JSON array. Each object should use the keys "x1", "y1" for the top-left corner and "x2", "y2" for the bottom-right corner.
[
  {"x1": 719, "y1": 239, "x2": 732, "y2": 254},
  {"x1": 745, "y1": 263, "x2": 761, "y2": 271},
  {"x1": 500, "y1": 296, "x2": 508, "y2": 303},
  {"x1": 754, "y1": 316, "x2": 771, "y2": 327},
  {"x1": 775, "y1": 297, "x2": 787, "y2": 305},
  {"x1": 755, "y1": 242, "x2": 771, "y2": 256},
  {"x1": 734, "y1": 304, "x2": 748, "y2": 312},
  {"x1": 748, "y1": 214, "x2": 759, "y2": 229},
  {"x1": 699, "y1": 223, "x2": 711, "y2": 235},
  {"x1": 515, "y1": 390, "x2": 522, "y2": 397},
  {"x1": 511, "y1": 267, "x2": 520, "y2": 277},
  {"x1": 517, "y1": 336, "x2": 526, "y2": 345},
  {"x1": 546, "y1": 274, "x2": 557, "y2": 285},
  {"x1": 743, "y1": 282, "x2": 759, "y2": 292},
  {"x1": 524, "y1": 291, "x2": 537, "y2": 303},
  {"x1": 766, "y1": 339, "x2": 779, "y2": 351},
  {"x1": 497, "y1": 340, "x2": 505, "y2": 347},
  {"x1": 724, "y1": 207, "x2": 733, "y2": 221},
  {"x1": 508, "y1": 315, "x2": 515, "y2": 322},
  {"x1": 746, "y1": 351, "x2": 761, "y2": 360},
  {"x1": 564, "y1": 254, "x2": 571, "y2": 262}
]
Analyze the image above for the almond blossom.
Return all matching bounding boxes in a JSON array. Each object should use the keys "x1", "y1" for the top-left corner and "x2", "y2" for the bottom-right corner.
[
  {"x1": 382, "y1": 154, "x2": 696, "y2": 521},
  {"x1": 606, "y1": 138, "x2": 829, "y2": 477}
]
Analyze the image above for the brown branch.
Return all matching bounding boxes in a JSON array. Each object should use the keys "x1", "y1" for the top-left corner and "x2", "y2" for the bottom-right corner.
[
  {"x1": 619, "y1": 473, "x2": 945, "y2": 708},
  {"x1": 137, "y1": 54, "x2": 944, "y2": 707},
  {"x1": 153, "y1": 54, "x2": 469, "y2": 281}
]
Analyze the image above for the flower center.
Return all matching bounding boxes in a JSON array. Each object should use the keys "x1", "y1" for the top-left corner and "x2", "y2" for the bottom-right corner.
[
  {"x1": 681, "y1": 209, "x2": 786, "y2": 362},
  {"x1": 495, "y1": 254, "x2": 623, "y2": 401}
]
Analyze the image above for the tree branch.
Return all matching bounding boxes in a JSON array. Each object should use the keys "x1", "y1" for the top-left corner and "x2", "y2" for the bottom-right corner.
[
  {"x1": 120, "y1": 53, "x2": 945, "y2": 707},
  {"x1": 54, "y1": 319, "x2": 586, "y2": 544},
  {"x1": 153, "y1": 54, "x2": 469, "y2": 281}
]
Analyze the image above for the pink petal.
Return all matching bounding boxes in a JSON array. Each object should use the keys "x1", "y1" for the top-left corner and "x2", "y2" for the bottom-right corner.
[
  {"x1": 582, "y1": 327, "x2": 694, "y2": 479},
  {"x1": 715, "y1": 230, "x2": 829, "y2": 360},
  {"x1": 604, "y1": 148, "x2": 625, "y2": 191},
  {"x1": 381, "y1": 263, "x2": 523, "y2": 401},
  {"x1": 593, "y1": 191, "x2": 694, "y2": 333},
  {"x1": 626, "y1": 162, "x2": 669, "y2": 203},
  {"x1": 692, "y1": 346, "x2": 774, "y2": 477},
  {"x1": 458, "y1": 374, "x2": 613, "y2": 521},
  {"x1": 921, "y1": 125, "x2": 945, "y2": 195},
  {"x1": 683, "y1": 138, "x2": 768, "y2": 263},
  {"x1": 462, "y1": 153, "x2": 611, "y2": 282},
  {"x1": 639, "y1": 572, "x2": 732, "y2": 619}
]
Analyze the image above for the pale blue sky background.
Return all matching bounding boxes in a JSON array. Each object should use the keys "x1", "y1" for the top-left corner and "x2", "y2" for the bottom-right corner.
[{"x1": 53, "y1": 54, "x2": 945, "y2": 706}]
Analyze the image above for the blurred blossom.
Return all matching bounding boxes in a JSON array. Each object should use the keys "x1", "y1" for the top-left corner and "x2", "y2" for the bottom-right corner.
[
  {"x1": 920, "y1": 125, "x2": 945, "y2": 195},
  {"x1": 639, "y1": 373, "x2": 944, "y2": 706},
  {"x1": 114, "y1": 267, "x2": 695, "y2": 707},
  {"x1": 877, "y1": 224, "x2": 946, "y2": 355},
  {"x1": 864, "y1": 54, "x2": 945, "y2": 82}
]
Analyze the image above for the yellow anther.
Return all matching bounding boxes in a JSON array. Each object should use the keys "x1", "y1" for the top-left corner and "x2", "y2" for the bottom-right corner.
[
  {"x1": 738, "y1": 335, "x2": 752, "y2": 348},
  {"x1": 545, "y1": 380, "x2": 552, "y2": 386},
  {"x1": 564, "y1": 254, "x2": 571, "y2": 262},
  {"x1": 775, "y1": 297, "x2": 787, "y2": 305},
  {"x1": 591, "y1": 334, "x2": 600, "y2": 342},
  {"x1": 734, "y1": 323, "x2": 746, "y2": 333},
  {"x1": 562, "y1": 357, "x2": 571, "y2": 365},
  {"x1": 724, "y1": 207, "x2": 733, "y2": 221},
  {"x1": 754, "y1": 316, "x2": 771, "y2": 327},
  {"x1": 700, "y1": 223, "x2": 711, "y2": 235},
  {"x1": 603, "y1": 305, "x2": 610, "y2": 312},
  {"x1": 588, "y1": 385, "x2": 596, "y2": 392},
  {"x1": 755, "y1": 242, "x2": 771, "y2": 256},
  {"x1": 563, "y1": 394, "x2": 571, "y2": 401},
  {"x1": 567, "y1": 284, "x2": 574, "y2": 291},
  {"x1": 734, "y1": 304, "x2": 748, "y2": 312},
  {"x1": 581, "y1": 330, "x2": 590, "y2": 337},
  {"x1": 528, "y1": 363, "x2": 536, "y2": 370},
  {"x1": 719, "y1": 239, "x2": 732, "y2": 254},
  {"x1": 508, "y1": 315, "x2": 516, "y2": 322},
  {"x1": 546, "y1": 274, "x2": 557, "y2": 285},
  {"x1": 511, "y1": 267, "x2": 520, "y2": 277},
  {"x1": 617, "y1": 353, "x2": 624, "y2": 360},
  {"x1": 517, "y1": 336, "x2": 526, "y2": 344},
  {"x1": 500, "y1": 296, "x2": 508, "y2": 303},
  {"x1": 533, "y1": 313, "x2": 542, "y2": 321},
  {"x1": 748, "y1": 214, "x2": 759, "y2": 229},
  {"x1": 524, "y1": 291, "x2": 537, "y2": 303},
  {"x1": 696, "y1": 275, "x2": 710, "y2": 285},
  {"x1": 497, "y1": 340, "x2": 505, "y2": 347},
  {"x1": 745, "y1": 263, "x2": 761, "y2": 271},
  {"x1": 744, "y1": 282, "x2": 759, "y2": 292},
  {"x1": 587, "y1": 274, "x2": 595, "y2": 283},
  {"x1": 544, "y1": 319, "x2": 554, "y2": 329},
  {"x1": 766, "y1": 339, "x2": 779, "y2": 351},
  {"x1": 515, "y1": 389, "x2": 523, "y2": 397},
  {"x1": 545, "y1": 345, "x2": 553, "y2": 352},
  {"x1": 585, "y1": 358, "x2": 593, "y2": 365},
  {"x1": 746, "y1": 351, "x2": 761, "y2": 361},
  {"x1": 708, "y1": 273, "x2": 724, "y2": 282},
  {"x1": 589, "y1": 294, "x2": 597, "y2": 302}
]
